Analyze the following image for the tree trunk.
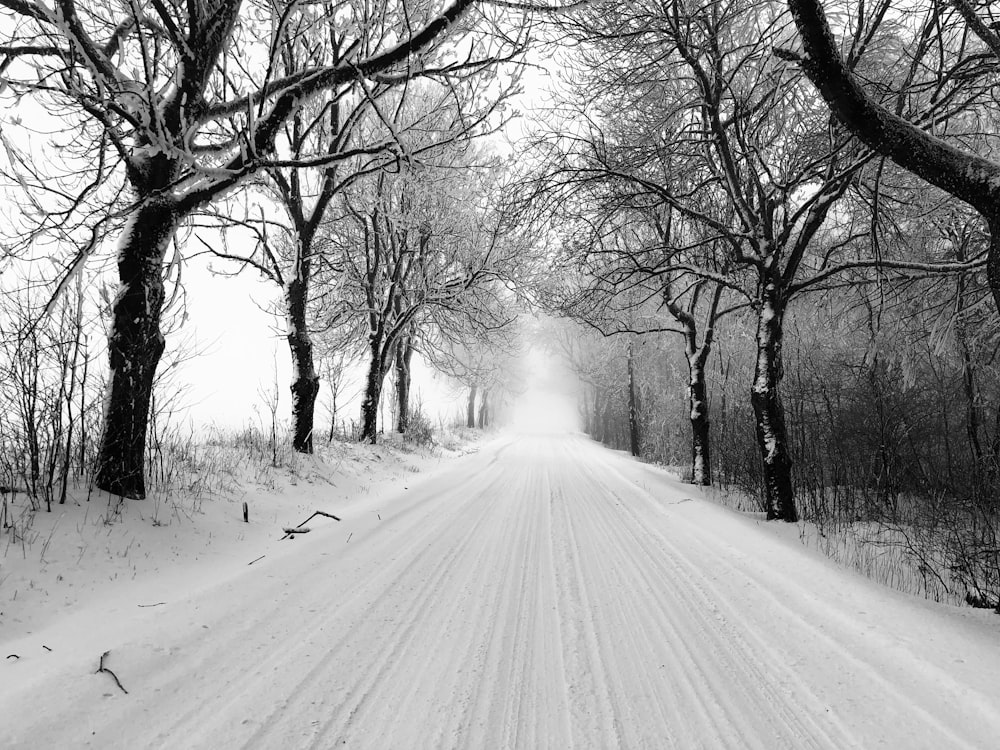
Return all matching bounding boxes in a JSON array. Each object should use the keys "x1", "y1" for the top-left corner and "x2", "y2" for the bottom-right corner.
[
  {"x1": 592, "y1": 388, "x2": 600, "y2": 438},
  {"x1": 360, "y1": 336, "x2": 386, "y2": 444},
  {"x1": 287, "y1": 273, "x2": 319, "y2": 454},
  {"x1": 395, "y1": 334, "x2": 413, "y2": 433},
  {"x1": 602, "y1": 394, "x2": 613, "y2": 446},
  {"x1": 467, "y1": 384, "x2": 478, "y2": 428},
  {"x1": 477, "y1": 388, "x2": 490, "y2": 429},
  {"x1": 95, "y1": 200, "x2": 177, "y2": 499},
  {"x1": 327, "y1": 381, "x2": 338, "y2": 443},
  {"x1": 688, "y1": 352, "x2": 712, "y2": 486},
  {"x1": 954, "y1": 257, "x2": 984, "y2": 471},
  {"x1": 750, "y1": 288, "x2": 798, "y2": 522},
  {"x1": 627, "y1": 342, "x2": 641, "y2": 456},
  {"x1": 79, "y1": 340, "x2": 89, "y2": 477},
  {"x1": 592, "y1": 389, "x2": 604, "y2": 442}
]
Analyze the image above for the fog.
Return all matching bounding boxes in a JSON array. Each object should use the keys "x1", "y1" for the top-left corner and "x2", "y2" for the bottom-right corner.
[{"x1": 505, "y1": 349, "x2": 582, "y2": 434}]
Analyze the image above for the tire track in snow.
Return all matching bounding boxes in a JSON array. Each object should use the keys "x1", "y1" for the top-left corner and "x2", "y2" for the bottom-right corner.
[
  {"x1": 253, "y1": 469, "x2": 517, "y2": 749},
  {"x1": 565, "y1": 455, "x2": 857, "y2": 748},
  {"x1": 545, "y1": 438, "x2": 850, "y2": 749},
  {"x1": 6, "y1": 433, "x2": 1000, "y2": 749},
  {"x1": 619, "y1": 487, "x2": 991, "y2": 749},
  {"x1": 145, "y1": 463, "x2": 516, "y2": 749},
  {"x1": 579, "y1": 444, "x2": 999, "y2": 749}
]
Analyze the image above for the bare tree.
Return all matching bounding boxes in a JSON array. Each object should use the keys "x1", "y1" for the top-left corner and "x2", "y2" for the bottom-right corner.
[
  {"x1": 322, "y1": 143, "x2": 522, "y2": 443},
  {"x1": 528, "y1": 0, "x2": 986, "y2": 519},
  {"x1": 0, "y1": 0, "x2": 506, "y2": 497},
  {"x1": 783, "y1": 0, "x2": 1000, "y2": 311},
  {"x1": 193, "y1": 19, "x2": 520, "y2": 454}
]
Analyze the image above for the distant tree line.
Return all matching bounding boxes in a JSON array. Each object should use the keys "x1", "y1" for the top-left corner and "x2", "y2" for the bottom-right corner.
[
  {"x1": 523, "y1": 0, "x2": 1000, "y2": 609},
  {"x1": 0, "y1": 0, "x2": 533, "y2": 501}
]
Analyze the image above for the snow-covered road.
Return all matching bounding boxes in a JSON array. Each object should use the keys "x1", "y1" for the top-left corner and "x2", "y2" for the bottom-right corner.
[{"x1": 4, "y1": 433, "x2": 1000, "y2": 748}]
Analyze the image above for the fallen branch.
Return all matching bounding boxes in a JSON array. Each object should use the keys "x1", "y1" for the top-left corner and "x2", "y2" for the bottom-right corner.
[
  {"x1": 247, "y1": 555, "x2": 266, "y2": 566},
  {"x1": 137, "y1": 602, "x2": 165, "y2": 608},
  {"x1": 96, "y1": 650, "x2": 128, "y2": 694},
  {"x1": 280, "y1": 510, "x2": 341, "y2": 540},
  {"x1": 295, "y1": 510, "x2": 341, "y2": 526}
]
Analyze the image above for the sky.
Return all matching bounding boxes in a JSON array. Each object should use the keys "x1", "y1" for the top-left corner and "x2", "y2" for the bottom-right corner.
[
  {"x1": 172, "y1": 253, "x2": 582, "y2": 436},
  {"x1": 173, "y1": 253, "x2": 458, "y2": 431}
]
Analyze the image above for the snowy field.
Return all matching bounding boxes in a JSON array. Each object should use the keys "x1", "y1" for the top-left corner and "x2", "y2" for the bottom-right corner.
[{"x1": 3, "y1": 431, "x2": 1000, "y2": 749}]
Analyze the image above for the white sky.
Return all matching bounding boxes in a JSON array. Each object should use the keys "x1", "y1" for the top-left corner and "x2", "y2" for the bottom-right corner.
[
  {"x1": 171, "y1": 254, "x2": 583, "y2": 436},
  {"x1": 173, "y1": 254, "x2": 470, "y2": 431}
]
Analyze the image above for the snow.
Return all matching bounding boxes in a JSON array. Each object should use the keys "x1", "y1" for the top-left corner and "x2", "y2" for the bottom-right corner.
[{"x1": 4, "y1": 432, "x2": 1000, "y2": 748}]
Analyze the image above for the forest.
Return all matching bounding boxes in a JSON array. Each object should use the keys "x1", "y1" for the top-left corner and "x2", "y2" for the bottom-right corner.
[{"x1": 2, "y1": 0, "x2": 1000, "y2": 613}]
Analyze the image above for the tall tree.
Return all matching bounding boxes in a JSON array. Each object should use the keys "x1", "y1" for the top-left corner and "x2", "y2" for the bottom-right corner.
[{"x1": 0, "y1": 0, "x2": 501, "y2": 497}]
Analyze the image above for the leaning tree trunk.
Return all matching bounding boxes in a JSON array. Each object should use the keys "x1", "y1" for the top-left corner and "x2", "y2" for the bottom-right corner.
[
  {"x1": 95, "y1": 198, "x2": 179, "y2": 499},
  {"x1": 467, "y1": 384, "x2": 478, "y2": 428},
  {"x1": 627, "y1": 342, "x2": 641, "y2": 457},
  {"x1": 395, "y1": 335, "x2": 413, "y2": 433},
  {"x1": 688, "y1": 350, "x2": 712, "y2": 486},
  {"x1": 287, "y1": 271, "x2": 320, "y2": 454},
  {"x1": 360, "y1": 336, "x2": 387, "y2": 444},
  {"x1": 787, "y1": 0, "x2": 1000, "y2": 315},
  {"x1": 750, "y1": 289, "x2": 798, "y2": 522}
]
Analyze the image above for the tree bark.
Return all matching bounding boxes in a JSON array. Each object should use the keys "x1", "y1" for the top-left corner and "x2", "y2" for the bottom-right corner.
[
  {"x1": 467, "y1": 384, "x2": 478, "y2": 428},
  {"x1": 287, "y1": 271, "x2": 319, "y2": 454},
  {"x1": 661, "y1": 275, "x2": 723, "y2": 488},
  {"x1": 750, "y1": 287, "x2": 798, "y2": 521},
  {"x1": 954, "y1": 251, "x2": 984, "y2": 470},
  {"x1": 395, "y1": 334, "x2": 413, "y2": 433},
  {"x1": 95, "y1": 199, "x2": 178, "y2": 498},
  {"x1": 360, "y1": 336, "x2": 387, "y2": 444},
  {"x1": 688, "y1": 352, "x2": 712, "y2": 486},
  {"x1": 627, "y1": 341, "x2": 641, "y2": 457}
]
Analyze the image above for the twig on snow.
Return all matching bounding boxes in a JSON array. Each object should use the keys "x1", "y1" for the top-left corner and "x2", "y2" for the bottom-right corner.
[
  {"x1": 280, "y1": 510, "x2": 341, "y2": 539},
  {"x1": 247, "y1": 555, "x2": 266, "y2": 565},
  {"x1": 137, "y1": 602, "x2": 165, "y2": 608},
  {"x1": 96, "y1": 650, "x2": 128, "y2": 694}
]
